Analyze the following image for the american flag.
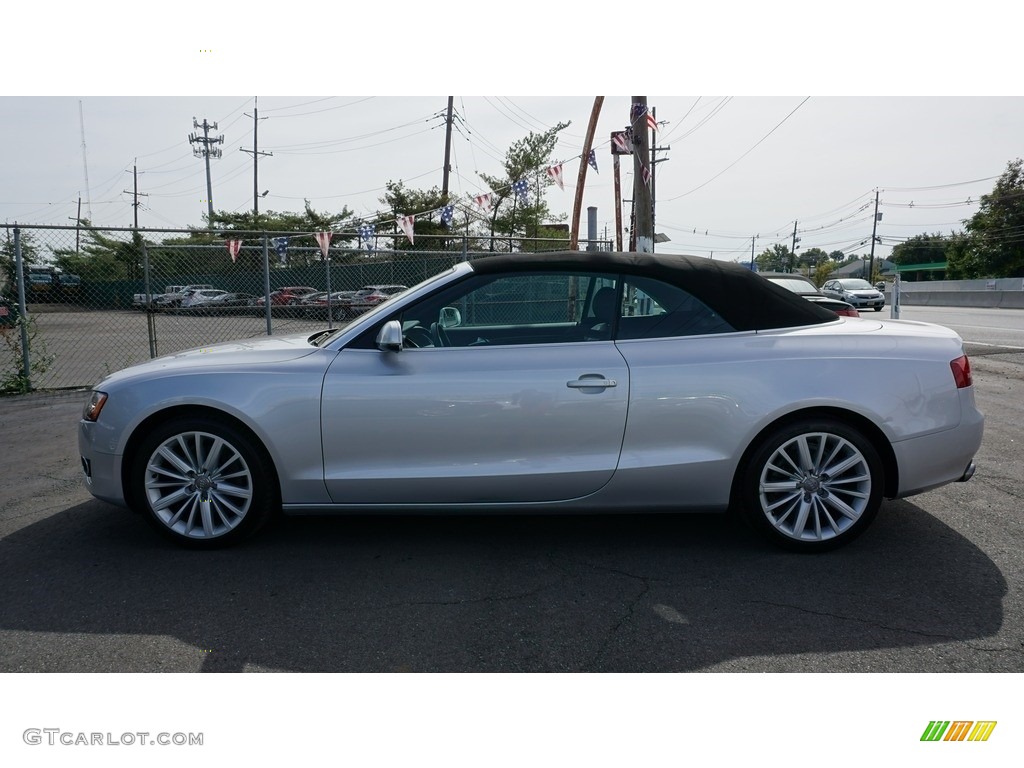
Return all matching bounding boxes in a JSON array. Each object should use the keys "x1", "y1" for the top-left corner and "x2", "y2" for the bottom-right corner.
[
  {"x1": 641, "y1": 165, "x2": 652, "y2": 188},
  {"x1": 647, "y1": 112, "x2": 658, "y2": 132},
  {"x1": 226, "y1": 239, "x2": 243, "y2": 263},
  {"x1": 546, "y1": 164, "x2": 564, "y2": 190},
  {"x1": 512, "y1": 179, "x2": 529, "y2": 206},
  {"x1": 474, "y1": 193, "x2": 492, "y2": 213},
  {"x1": 440, "y1": 204, "x2": 455, "y2": 227},
  {"x1": 587, "y1": 149, "x2": 598, "y2": 173}
]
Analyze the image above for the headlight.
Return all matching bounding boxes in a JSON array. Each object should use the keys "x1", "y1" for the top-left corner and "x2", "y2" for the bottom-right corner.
[{"x1": 83, "y1": 391, "x2": 108, "y2": 422}]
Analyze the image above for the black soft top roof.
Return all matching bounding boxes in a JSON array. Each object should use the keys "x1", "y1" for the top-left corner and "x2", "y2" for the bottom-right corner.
[{"x1": 469, "y1": 251, "x2": 837, "y2": 332}]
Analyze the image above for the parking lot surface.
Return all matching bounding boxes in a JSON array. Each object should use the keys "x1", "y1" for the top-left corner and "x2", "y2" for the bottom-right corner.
[{"x1": 0, "y1": 315, "x2": 1023, "y2": 673}]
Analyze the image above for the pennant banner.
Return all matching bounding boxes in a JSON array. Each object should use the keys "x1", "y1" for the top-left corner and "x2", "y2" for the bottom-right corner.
[
  {"x1": 641, "y1": 165, "x2": 652, "y2": 188},
  {"x1": 397, "y1": 215, "x2": 415, "y2": 245},
  {"x1": 512, "y1": 179, "x2": 529, "y2": 206},
  {"x1": 440, "y1": 204, "x2": 455, "y2": 228},
  {"x1": 474, "y1": 193, "x2": 492, "y2": 213},
  {"x1": 588, "y1": 149, "x2": 599, "y2": 173},
  {"x1": 226, "y1": 239, "x2": 242, "y2": 263},
  {"x1": 314, "y1": 231, "x2": 333, "y2": 260},
  {"x1": 272, "y1": 236, "x2": 289, "y2": 266},
  {"x1": 611, "y1": 131, "x2": 632, "y2": 155},
  {"x1": 546, "y1": 164, "x2": 564, "y2": 191}
]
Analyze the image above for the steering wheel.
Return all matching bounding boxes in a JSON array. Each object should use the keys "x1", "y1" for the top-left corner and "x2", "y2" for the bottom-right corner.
[
  {"x1": 430, "y1": 322, "x2": 450, "y2": 348},
  {"x1": 403, "y1": 326, "x2": 435, "y2": 348}
]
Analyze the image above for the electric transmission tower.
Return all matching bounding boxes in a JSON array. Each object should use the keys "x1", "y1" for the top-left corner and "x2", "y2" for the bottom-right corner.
[{"x1": 189, "y1": 118, "x2": 224, "y2": 225}]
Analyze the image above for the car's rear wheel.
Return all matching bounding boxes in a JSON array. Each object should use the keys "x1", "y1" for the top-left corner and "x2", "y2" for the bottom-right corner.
[
  {"x1": 739, "y1": 419, "x2": 883, "y2": 552},
  {"x1": 130, "y1": 416, "x2": 277, "y2": 548}
]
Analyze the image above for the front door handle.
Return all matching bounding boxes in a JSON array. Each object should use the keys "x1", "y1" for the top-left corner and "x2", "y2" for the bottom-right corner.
[{"x1": 567, "y1": 376, "x2": 617, "y2": 389}]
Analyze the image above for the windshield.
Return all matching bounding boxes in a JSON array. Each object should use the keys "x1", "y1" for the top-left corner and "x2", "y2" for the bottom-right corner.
[
  {"x1": 840, "y1": 279, "x2": 873, "y2": 289},
  {"x1": 768, "y1": 277, "x2": 815, "y2": 295}
]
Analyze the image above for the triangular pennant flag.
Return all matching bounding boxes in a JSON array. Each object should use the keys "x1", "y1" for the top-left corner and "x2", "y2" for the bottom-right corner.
[
  {"x1": 546, "y1": 164, "x2": 564, "y2": 190},
  {"x1": 588, "y1": 149, "x2": 598, "y2": 173},
  {"x1": 440, "y1": 204, "x2": 455, "y2": 227},
  {"x1": 272, "y1": 236, "x2": 289, "y2": 266},
  {"x1": 313, "y1": 231, "x2": 333, "y2": 260},
  {"x1": 474, "y1": 193, "x2": 492, "y2": 213},
  {"x1": 612, "y1": 131, "x2": 632, "y2": 154},
  {"x1": 397, "y1": 215, "x2": 415, "y2": 245},
  {"x1": 512, "y1": 179, "x2": 529, "y2": 206},
  {"x1": 641, "y1": 165, "x2": 652, "y2": 188},
  {"x1": 226, "y1": 239, "x2": 242, "y2": 263}
]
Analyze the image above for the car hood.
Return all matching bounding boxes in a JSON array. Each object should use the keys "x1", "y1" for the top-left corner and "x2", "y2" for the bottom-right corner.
[{"x1": 95, "y1": 333, "x2": 321, "y2": 386}]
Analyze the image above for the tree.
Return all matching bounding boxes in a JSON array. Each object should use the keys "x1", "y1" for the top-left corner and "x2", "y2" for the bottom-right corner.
[
  {"x1": 889, "y1": 232, "x2": 952, "y2": 266},
  {"x1": 2, "y1": 228, "x2": 43, "y2": 294},
  {"x1": 379, "y1": 181, "x2": 450, "y2": 251},
  {"x1": 160, "y1": 202, "x2": 360, "y2": 270},
  {"x1": 51, "y1": 223, "x2": 147, "y2": 282},
  {"x1": 829, "y1": 250, "x2": 846, "y2": 263},
  {"x1": 476, "y1": 122, "x2": 571, "y2": 250},
  {"x1": 799, "y1": 247, "x2": 829, "y2": 275},
  {"x1": 951, "y1": 158, "x2": 1024, "y2": 278},
  {"x1": 813, "y1": 259, "x2": 835, "y2": 287},
  {"x1": 755, "y1": 243, "x2": 796, "y2": 272}
]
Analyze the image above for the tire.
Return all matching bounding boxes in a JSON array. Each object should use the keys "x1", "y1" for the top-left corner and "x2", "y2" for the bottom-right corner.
[
  {"x1": 873, "y1": 306, "x2": 882, "y2": 311},
  {"x1": 738, "y1": 419, "x2": 883, "y2": 552},
  {"x1": 130, "y1": 415, "x2": 278, "y2": 548}
]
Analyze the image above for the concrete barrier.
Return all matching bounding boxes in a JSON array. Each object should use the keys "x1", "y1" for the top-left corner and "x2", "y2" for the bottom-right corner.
[{"x1": 895, "y1": 291, "x2": 1021, "y2": 308}]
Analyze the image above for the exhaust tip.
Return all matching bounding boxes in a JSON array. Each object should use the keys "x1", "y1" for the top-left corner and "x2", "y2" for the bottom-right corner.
[{"x1": 959, "y1": 461, "x2": 976, "y2": 482}]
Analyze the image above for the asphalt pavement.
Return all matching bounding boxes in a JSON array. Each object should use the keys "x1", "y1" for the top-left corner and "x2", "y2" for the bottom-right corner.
[{"x1": 0, "y1": 315, "x2": 1022, "y2": 673}]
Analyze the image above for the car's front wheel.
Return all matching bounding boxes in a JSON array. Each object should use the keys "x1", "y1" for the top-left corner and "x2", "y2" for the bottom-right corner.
[
  {"x1": 738, "y1": 419, "x2": 883, "y2": 552},
  {"x1": 130, "y1": 416, "x2": 277, "y2": 548}
]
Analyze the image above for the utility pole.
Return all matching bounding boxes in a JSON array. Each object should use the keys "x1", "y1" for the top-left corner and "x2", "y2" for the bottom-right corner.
[
  {"x1": 790, "y1": 221, "x2": 800, "y2": 272},
  {"x1": 122, "y1": 163, "x2": 149, "y2": 229},
  {"x1": 570, "y1": 97, "x2": 604, "y2": 250},
  {"x1": 189, "y1": 117, "x2": 224, "y2": 225},
  {"x1": 630, "y1": 97, "x2": 654, "y2": 253},
  {"x1": 650, "y1": 107, "x2": 670, "y2": 251},
  {"x1": 751, "y1": 235, "x2": 757, "y2": 270},
  {"x1": 867, "y1": 189, "x2": 881, "y2": 284},
  {"x1": 441, "y1": 96, "x2": 454, "y2": 202},
  {"x1": 241, "y1": 97, "x2": 272, "y2": 218},
  {"x1": 67, "y1": 195, "x2": 82, "y2": 253}
]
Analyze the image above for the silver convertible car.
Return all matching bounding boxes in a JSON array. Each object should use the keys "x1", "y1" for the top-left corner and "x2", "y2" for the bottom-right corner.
[{"x1": 79, "y1": 251, "x2": 983, "y2": 552}]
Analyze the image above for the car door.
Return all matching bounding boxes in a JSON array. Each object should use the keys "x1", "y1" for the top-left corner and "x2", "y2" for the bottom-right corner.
[{"x1": 320, "y1": 271, "x2": 629, "y2": 505}]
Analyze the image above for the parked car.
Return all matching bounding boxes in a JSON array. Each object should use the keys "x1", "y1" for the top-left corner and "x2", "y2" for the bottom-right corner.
[
  {"x1": 820, "y1": 278, "x2": 885, "y2": 311},
  {"x1": 759, "y1": 273, "x2": 860, "y2": 318},
  {"x1": 153, "y1": 285, "x2": 216, "y2": 308},
  {"x1": 253, "y1": 286, "x2": 319, "y2": 307},
  {"x1": 302, "y1": 290, "x2": 358, "y2": 320},
  {"x1": 181, "y1": 289, "x2": 228, "y2": 308},
  {"x1": 0, "y1": 295, "x2": 17, "y2": 328},
  {"x1": 347, "y1": 284, "x2": 408, "y2": 316},
  {"x1": 79, "y1": 251, "x2": 982, "y2": 552},
  {"x1": 204, "y1": 292, "x2": 256, "y2": 308}
]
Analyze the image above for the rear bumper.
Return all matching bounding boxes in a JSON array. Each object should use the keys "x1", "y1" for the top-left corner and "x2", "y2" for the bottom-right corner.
[{"x1": 892, "y1": 397, "x2": 984, "y2": 497}]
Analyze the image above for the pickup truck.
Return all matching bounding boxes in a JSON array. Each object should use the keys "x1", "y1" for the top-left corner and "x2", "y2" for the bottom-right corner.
[{"x1": 133, "y1": 284, "x2": 214, "y2": 308}]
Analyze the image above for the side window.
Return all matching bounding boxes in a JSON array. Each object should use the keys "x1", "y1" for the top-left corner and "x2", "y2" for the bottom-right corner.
[
  {"x1": 373, "y1": 271, "x2": 620, "y2": 348},
  {"x1": 616, "y1": 276, "x2": 734, "y2": 339}
]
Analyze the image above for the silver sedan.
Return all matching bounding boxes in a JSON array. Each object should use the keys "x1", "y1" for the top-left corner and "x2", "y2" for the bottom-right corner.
[{"x1": 79, "y1": 252, "x2": 983, "y2": 552}]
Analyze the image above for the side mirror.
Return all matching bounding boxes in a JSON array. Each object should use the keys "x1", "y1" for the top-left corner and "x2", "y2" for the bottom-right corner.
[
  {"x1": 375, "y1": 320, "x2": 403, "y2": 352},
  {"x1": 439, "y1": 306, "x2": 462, "y2": 329}
]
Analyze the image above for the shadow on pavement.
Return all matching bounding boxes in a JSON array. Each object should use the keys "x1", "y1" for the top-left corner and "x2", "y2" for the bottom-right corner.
[{"x1": 0, "y1": 496, "x2": 1006, "y2": 672}]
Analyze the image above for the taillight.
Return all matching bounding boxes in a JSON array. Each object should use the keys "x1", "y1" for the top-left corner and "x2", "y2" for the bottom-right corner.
[{"x1": 950, "y1": 355, "x2": 973, "y2": 388}]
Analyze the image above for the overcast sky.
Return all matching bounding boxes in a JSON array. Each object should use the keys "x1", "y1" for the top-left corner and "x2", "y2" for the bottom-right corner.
[{"x1": 4, "y1": 5, "x2": 1022, "y2": 264}]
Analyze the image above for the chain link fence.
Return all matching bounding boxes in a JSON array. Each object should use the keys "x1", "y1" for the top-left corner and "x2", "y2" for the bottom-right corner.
[{"x1": 2, "y1": 224, "x2": 609, "y2": 393}]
